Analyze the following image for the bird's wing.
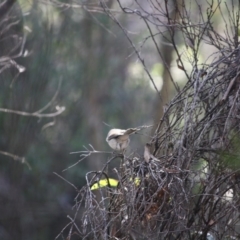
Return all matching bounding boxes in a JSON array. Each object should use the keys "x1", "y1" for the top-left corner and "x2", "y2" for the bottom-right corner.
[{"x1": 106, "y1": 129, "x2": 126, "y2": 141}]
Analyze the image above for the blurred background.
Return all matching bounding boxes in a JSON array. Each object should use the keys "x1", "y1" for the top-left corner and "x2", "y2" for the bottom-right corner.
[
  {"x1": 0, "y1": 0, "x2": 161, "y2": 240},
  {"x1": 0, "y1": 0, "x2": 187, "y2": 239}
]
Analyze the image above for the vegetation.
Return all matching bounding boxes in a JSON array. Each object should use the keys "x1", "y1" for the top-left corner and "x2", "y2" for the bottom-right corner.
[{"x1": 1, "y1": 0, "x2": 240, "y2": 240}]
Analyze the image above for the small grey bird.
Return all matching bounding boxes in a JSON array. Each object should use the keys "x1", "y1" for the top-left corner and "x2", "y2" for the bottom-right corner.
[
  {"x1": 144, "y1": 143, "x2": 159, "y2": 163},
  {"x1": 106, "y1": 128, "x2": 139, "y2": 151},
  {"x1": 144, "y1": 143, "x2": 152, "y2": 163}
]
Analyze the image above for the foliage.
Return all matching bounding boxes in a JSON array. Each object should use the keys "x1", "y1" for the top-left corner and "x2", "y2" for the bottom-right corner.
[{"x1": 57, "y1": 0, "x2": 240, "y2": 239}]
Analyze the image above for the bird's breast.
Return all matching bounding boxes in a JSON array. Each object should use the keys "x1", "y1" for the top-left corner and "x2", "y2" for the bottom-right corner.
[{"x1": 108, "y1": 138, "x2": 130, "y2": 151}]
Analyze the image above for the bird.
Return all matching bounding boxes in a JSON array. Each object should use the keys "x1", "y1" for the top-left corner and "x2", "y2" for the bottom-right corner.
[
  {"x1": 144, "y1": 143, "x2": 160, "y2": 163},
  {"x1": 144, "y1": 143, "x2": 152, "y2": 163},
  {"x1": 106, "y1": 128, "x2": 139, "y2": 151}
]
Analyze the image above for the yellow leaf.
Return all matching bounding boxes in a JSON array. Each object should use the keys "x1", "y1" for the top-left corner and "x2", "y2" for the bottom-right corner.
[
  {"x1": 134, "y1": 177, "x2": 141, "y2": 186},
  {"x1": 90, "y1": 178, "x2": 119, "y2": 190},
  {"x1": 129, "y1": 177, "x2": 141, "y2": 186}
]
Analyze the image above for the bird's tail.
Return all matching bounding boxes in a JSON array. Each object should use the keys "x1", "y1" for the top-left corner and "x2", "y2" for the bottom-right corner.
[
  {"x1": 124, "y1": 128, "x2": 140, "y2": 135},
  {"x1": 125, "y1": 125, "x2": 153, "y2": 135}
]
